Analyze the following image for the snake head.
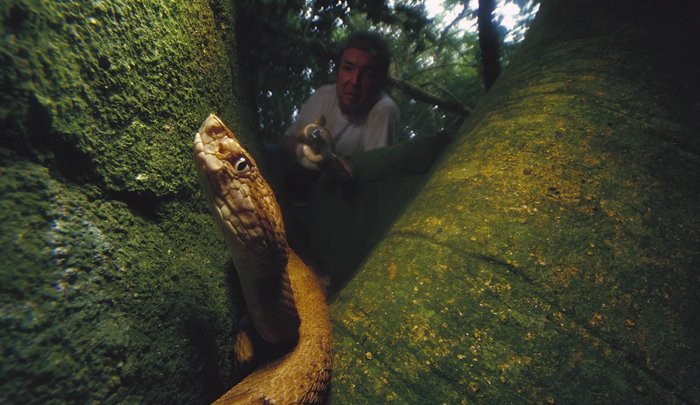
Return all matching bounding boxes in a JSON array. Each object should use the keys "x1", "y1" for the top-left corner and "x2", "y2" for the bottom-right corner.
[
  {"x1": 300, "y1": 122, "x2": 332, "y2": 154},
  {"x1": 296, "y1": 116, "x2": 335, "y2": 171},
  {"x1": 193, "y1": 114, "x2": 288, "y2": 272},
  {"x1": 309, "y1": 128, "x2": 324, "y2": 144},
  {"x1": 194, "y1": 114, "x2": 302, "y2": 345}
]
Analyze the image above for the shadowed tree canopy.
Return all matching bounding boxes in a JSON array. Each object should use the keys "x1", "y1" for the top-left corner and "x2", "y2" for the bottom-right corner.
[{"x1": 234, "y1": 0, "x2": 530, "y2": 143}]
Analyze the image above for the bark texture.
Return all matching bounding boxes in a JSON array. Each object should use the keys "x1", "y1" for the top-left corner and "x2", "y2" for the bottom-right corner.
[
  {"x1": 1, "y1": 1, "x2": 250, "y2": 403},
  {"x1": 329, "y1": 0, "x2": 700, "y2": 402}
]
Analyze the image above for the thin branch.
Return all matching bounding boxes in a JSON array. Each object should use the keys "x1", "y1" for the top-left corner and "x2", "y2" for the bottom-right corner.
[
  {"x1": 388, "y1": 76, "x2": 472, "y2": 116},
  {"x1": 401, "y1": 62, "x2": 479, "y2": 82},
  {"x1": 259, "y1": 18, "x2": 473, "y2": 117},
  {"x1": 422, "y1": 80, "x2": 465, "y2": 106},
  {"x1": 440, "y1": 3, "x2": 471, "y2": 40}
]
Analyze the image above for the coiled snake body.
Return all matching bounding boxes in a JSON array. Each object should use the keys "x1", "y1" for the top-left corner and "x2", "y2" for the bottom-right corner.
[{"x1": 193, "y1": 114, "x2": 332, "y2": 404}]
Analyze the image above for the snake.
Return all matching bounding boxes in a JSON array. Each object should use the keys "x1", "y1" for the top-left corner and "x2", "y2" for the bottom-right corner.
[
  {"x1": 295, "y1": 115, "x2": 354, "y2": 179},
  {"x1": 193, "y1": 114, "x2": 332, "y2": 404}
]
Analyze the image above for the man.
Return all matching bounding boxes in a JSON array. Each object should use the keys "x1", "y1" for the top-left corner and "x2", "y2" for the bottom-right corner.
[{"x1": 284, "y1": 31, "x2": 400, "y2": 165}]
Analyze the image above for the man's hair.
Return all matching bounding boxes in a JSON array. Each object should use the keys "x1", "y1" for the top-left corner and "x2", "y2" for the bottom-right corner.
[{"x1": 336, "y1": 31, "x2": 392, "y2": 80}]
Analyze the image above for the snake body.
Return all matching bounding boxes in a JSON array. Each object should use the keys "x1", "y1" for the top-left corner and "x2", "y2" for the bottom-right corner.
[{"x1": 193, "y1": 114, "x2": 332, "y2": 404}]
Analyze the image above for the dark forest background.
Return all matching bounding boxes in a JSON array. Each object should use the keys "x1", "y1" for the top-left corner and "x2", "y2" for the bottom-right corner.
[{"x1": 235, "y1": 0, "x2": 539, "y2": 143}]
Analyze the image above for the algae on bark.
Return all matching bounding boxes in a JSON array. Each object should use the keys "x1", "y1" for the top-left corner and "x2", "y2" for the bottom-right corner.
[
  {"x1": 1, "y1": 0, "x2": 252, "y2": 403},
  {"x1": 329, "y1": 0, "x2": 700, "y2": 403},
  {"x1": 1, "y1": 0, "x2": 243, "y2": 197},
  {"x1": 1, "y1": 156, "x2": 236, "y2": 403}
]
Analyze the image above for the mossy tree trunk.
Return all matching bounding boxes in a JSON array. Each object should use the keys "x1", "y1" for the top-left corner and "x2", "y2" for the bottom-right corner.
[
  {"x1": 1, "y1": 1, "x2": 256, "y2": 403},
  {"x1": 329, "y1": 0, "x2": 700, "y2": 402}
]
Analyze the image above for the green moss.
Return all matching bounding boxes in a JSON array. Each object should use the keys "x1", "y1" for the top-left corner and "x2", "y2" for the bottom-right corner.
[
  {"x1": 329, "y1": 0, "x2": 699, "y2": 402},
  {"x1": 0, "y1": 154, "x2": 240, "y2": 403},
  {"x1": 1, "y1": 0, "x2": 243, "y2": 197},
  {"x1": 1, "y1": 0, "x2": 249, "y2": 402}
]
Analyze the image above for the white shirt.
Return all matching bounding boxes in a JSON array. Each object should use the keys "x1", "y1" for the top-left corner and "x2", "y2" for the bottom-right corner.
[{"x1": 285, "y1": 84, "x2": 400, "y2": 156}]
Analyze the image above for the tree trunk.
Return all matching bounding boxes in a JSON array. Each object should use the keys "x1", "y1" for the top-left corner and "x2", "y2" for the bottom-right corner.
[
  {"x1": 328, "y1": 0, "x2": 700, "y2": 402},
  {"x1": 1, "y1": 1, "x2": 250, "y2": 403},
  {"x1": 477, "y1": 0, "x2": 501, "y2": 91}
]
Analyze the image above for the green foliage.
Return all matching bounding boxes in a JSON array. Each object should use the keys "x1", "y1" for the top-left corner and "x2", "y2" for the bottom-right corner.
[
  {"x1": 236, "y1": 1, "x2": 537, "y2": 144},
  {"x1": 390, "y1": 26, "x2": 483, "y2": 140}
]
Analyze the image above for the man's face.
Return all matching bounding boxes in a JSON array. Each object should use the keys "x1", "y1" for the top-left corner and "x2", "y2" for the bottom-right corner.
[{"x1": 336, "y1": 48, "x2": 382, "y2": 116}]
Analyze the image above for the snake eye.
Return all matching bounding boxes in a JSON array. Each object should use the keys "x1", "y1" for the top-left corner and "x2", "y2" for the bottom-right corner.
[{"x1": 233, "y1": 157, "x2": 251, "y2": 173}]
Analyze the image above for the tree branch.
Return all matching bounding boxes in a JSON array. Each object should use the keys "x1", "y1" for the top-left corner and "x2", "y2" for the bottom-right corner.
[
  {"x1": 259, "y1": 18, "x2": 472, "y2": 117},
  {"x1": 388, "y1": 76, "x2": 472, "y2": 116}
]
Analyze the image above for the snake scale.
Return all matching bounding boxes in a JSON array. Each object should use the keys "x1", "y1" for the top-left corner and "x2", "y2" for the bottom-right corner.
[{"x1": 193, "y1": 114, "x2": 332, "y2": 404}]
